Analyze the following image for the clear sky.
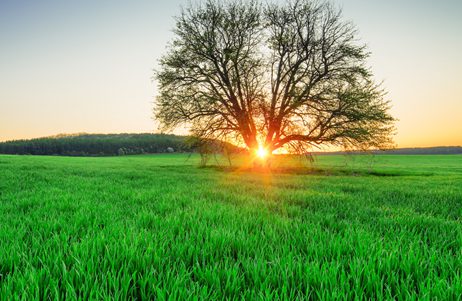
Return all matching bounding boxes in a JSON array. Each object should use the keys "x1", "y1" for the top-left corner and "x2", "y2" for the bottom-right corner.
[{"x1": 1, "y1": 0, "x2": 461, "y2": 147}]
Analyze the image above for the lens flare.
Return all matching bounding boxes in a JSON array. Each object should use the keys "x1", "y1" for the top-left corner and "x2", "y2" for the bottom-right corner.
[{"x1": 256, "y1": 145, "x2": 268, "y2": 159}]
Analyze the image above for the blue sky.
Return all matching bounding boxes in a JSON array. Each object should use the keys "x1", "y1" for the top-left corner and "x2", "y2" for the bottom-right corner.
[{"x1": 1, "y1": 0, "x2": 461, "y2": 146}]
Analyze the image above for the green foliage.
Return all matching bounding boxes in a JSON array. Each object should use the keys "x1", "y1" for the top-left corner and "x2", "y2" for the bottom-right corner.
[
  {"x1": 0, "y1": 133, "x2": 192, "y2": 156},
  {"x1": 0, "y1": 154, "x2": 461, "y2": 299}
]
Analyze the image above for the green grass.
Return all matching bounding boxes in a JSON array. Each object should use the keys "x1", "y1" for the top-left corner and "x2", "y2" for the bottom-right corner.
[{"x1": 0, "y1": 154, "x2": 461, "y2": 300}]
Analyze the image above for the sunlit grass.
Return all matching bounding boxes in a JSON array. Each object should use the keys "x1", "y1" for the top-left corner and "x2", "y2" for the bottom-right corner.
[{"x1": 0, "y1": 154, "x2": 461, "y2": 299}]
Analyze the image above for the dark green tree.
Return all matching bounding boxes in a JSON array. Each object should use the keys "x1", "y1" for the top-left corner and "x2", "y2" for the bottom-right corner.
[{"x1": 155, "y1": 0, "x2": 395, "y2": 155}]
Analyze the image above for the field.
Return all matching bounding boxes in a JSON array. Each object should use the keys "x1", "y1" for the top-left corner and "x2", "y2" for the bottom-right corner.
[{"x1": 1, "y1": 154, "x2": 461, "y2": 300}]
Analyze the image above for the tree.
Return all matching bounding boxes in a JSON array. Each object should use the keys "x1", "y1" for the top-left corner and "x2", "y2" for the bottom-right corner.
[{"x1": 155, "y1": 0, "x2": 395, "y2": 156}]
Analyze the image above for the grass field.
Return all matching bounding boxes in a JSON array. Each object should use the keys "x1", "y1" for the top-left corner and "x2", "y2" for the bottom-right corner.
[{"x1": 1, "y1": 154, "x2": 461, "y2": 300}]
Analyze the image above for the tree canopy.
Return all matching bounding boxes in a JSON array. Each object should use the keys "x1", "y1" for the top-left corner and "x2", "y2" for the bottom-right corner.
[{"x1": 155, "y1": 0, "x2": 395, "y2": 154}]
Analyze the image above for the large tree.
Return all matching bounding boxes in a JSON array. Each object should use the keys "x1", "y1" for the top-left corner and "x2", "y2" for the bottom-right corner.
[{"x1": 155, "y1": 0, "x2": 394, "y2": 155}]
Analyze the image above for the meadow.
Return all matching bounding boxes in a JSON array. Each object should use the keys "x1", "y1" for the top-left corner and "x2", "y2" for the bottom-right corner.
[{"x1": 0, "y1": 153, "x2": 461, "y2": 300}]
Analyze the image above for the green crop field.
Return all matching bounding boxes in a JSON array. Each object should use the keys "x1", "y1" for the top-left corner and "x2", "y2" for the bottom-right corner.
[{"x1": 0, "y1": 154, "x2": 461, "y2": 300}]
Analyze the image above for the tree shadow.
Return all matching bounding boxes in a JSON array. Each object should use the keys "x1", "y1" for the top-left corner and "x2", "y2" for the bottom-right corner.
[{"x1": 200, "y1": 165, "x2": 434, "y2": 177}]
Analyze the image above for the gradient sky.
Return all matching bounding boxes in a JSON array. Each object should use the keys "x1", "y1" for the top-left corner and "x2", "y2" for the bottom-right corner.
[{"x1": 1, "y1": 0, "x2": 461, "y2": 147}]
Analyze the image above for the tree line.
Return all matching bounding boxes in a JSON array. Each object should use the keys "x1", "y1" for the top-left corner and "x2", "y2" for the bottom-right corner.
[{"x1": 0, "y1": 133, "x2": 194, "y2": 156}]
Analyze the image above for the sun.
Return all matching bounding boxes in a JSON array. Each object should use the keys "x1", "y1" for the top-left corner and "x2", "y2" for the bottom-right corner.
[{"x1": 256, "y1": 145, "x2": 268, "y2": 159}]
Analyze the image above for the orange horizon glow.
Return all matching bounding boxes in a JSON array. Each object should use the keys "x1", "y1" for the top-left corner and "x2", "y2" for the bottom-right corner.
[{"x1": 0, "y1": 130, "x2": 461, "y2": 149}]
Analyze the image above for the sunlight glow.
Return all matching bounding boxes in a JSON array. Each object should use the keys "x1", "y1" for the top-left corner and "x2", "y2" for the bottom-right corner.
[{"x1": 256, "y1": 145, "x2": 268, "y2": 159}]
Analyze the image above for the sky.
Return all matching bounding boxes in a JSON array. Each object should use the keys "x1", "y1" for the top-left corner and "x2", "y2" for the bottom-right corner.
[{"x1": 0, "y1": 0, "x2": 461, "y2": 147}]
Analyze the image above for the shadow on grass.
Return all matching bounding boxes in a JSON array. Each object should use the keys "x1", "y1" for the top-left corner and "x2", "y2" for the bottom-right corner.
[{"x1": 200, "y1": 165, "x2": 434, "y2": 177}]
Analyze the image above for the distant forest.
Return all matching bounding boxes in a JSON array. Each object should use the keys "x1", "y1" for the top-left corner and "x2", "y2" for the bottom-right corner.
[
  {"x1": 0, "y1": 133, "x2": 460, "y2": 156},
  {"x1": 377, "y1": 147, "x2": 462, "y2": 155},
  {"x1": 0, "y1": 134, "x2": 195, "y2": 156},
  {"x1": 316, "y1": 146, "x2": 462, "y2": 156}
]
